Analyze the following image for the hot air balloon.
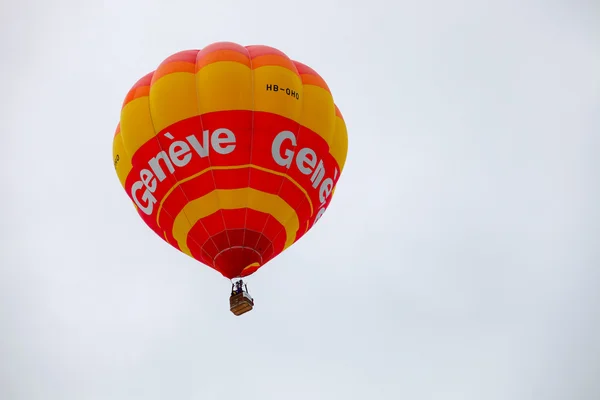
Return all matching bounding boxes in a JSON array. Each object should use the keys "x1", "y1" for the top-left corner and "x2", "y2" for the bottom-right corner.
[{"x1": 112, "y1": 42, "x2": 348, "y2": 315}]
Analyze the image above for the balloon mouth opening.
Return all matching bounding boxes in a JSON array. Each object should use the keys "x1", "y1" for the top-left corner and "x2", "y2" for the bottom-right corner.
[
  {"x1": 214, "y1": 247, "x2": 262, "y2": 279},
  {"x1": 235, "y1": 261, "x2": 261, "y2": 278},
  {"x1": 243, "y1": 262, "x2": 260, "y2": 271}
]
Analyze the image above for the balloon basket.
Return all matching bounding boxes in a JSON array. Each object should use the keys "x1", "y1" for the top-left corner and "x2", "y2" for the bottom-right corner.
[{"x1": 230, "y1": 292, "x2": 254, "y2": 316}]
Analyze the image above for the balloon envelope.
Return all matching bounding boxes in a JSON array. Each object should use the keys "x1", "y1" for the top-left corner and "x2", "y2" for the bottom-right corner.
[{"x1": 112, "y1": 42, "x2": 348, "y2": 279}]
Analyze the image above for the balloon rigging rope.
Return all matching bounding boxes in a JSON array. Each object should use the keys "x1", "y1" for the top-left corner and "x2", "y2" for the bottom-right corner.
[
  {"x1": 145, "y1": 60, "x2": 212, "y2": 263},
  {"x1": 239, "y1": 45, "x2": 256, "y2": 277},
  {"x1": 255, "y1": 60, "x2": 308, "y2": 255},
  {"x1": 192, "y1": 49, "x2": 232, "y2": 267}
]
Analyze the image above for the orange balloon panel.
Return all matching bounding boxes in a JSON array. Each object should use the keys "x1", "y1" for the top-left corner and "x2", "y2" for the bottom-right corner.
[{"x1": 112, "y1": 42, "x2": 348, "y2": 279}]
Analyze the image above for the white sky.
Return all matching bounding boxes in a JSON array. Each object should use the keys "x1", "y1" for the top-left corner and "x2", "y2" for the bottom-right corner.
[{"x1": 2, "y1": 0, "x2": 599, "y2": 399}]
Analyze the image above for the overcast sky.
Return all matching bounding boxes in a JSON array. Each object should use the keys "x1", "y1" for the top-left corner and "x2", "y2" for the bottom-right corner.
[{"x1": 1, "y1": 0, "x2": 599, "y2": 399}]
